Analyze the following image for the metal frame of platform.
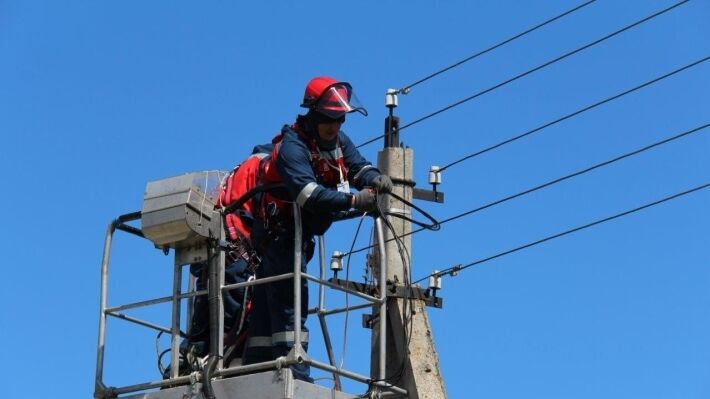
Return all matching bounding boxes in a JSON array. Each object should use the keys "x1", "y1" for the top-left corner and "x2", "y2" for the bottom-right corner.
[
  {"x1": 119, "y1": 369, "x2": 360, "y2": 399},
  {"x1": 94, "y1": 194, "x2": 407, "y2": 398}
]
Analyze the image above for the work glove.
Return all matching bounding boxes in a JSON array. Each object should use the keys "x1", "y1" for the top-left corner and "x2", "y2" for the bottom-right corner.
[
  {"x1": 351, "y1": 188, "x2": 377, "y2": 212},
  {"x1": 372, "y1": 175, "x2": 393, "y2": 194}
]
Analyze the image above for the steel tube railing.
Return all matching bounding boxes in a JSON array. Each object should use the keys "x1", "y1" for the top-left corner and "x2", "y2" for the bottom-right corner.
[
  {"x1": 317, "y1": 235, "x2": 342, "y2": 390},
  {"x1": 216, "y1": 358, "x2": 298, "y2": 378},
  {"x1": 170, "y1": 263, "x2": 183, "y2": 379},
  {"x1": 217, "y1": 226, "x2": 226, "y2": 369},
  {"x1": 375, "y1": 217, "x2": 388, "y2": 382},
  {"x1": 94, "y1": 212, "x2": 142, "y2": 398},
  {"x1": 302, "y1": 273, "x2": 383, "y2": 303},
  {"x1": 105, "y1": 289, "x2": 207, "y2": 313},
  {"x1": 292, "y1": 203, "x2": 304, "y2": 353},
  {"x1": 186, "y1": 272, "x2": 196, "y2": 340},
  {"x1": 310, "y1": 359, "x2": 408, "y2": 396},
  {"x1": 318, "y1": 236, "x2": 327, "y2": 312},
  {"x1": 221, "y1": 272, "x2": 295, "y2": 292},
  {"x1": 95, "y1": 210, "x2": 396, "y2": 398},
  {"x1": 94, "y1": 221, "x2": 115, "y2": 390},
  {"x1": 111, "y1": 373, "x2": 199, "y2": 396},
  {"x1": 105, "y1": 311, "x2": 181, "y2": 336},
  {"x1": 313, "y1": 302, "x2": 375, "y2": 317},
  {"x1": 317, "y1": 313, "x2": 342, "y2": 390}
]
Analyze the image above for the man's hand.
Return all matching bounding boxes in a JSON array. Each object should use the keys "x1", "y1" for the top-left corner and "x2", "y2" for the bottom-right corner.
[
  {"x1": 372, "y1": 175, "x2": 393, "y2": 194},
  {"x1": 351, "y1": 188, "x2": 377, "y2": 212}
]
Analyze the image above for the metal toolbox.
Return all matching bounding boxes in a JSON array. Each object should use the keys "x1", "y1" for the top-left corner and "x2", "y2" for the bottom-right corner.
[{"x1": 141, "y1": 171, "x2": 227, "y2": 248}]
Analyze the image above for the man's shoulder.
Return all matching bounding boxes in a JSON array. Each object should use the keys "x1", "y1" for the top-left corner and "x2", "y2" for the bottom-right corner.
[
  {"x1": 277, "y1": 125, "x2": 310, "y2": 159},
  {"x1": 337, "y1": 130, "x2": 352, "y2": 141}
]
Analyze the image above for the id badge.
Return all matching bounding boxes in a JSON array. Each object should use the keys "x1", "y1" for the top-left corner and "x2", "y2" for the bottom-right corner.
[{"x1": 337, "y1": 180, "x2": 350, "y2": 193}]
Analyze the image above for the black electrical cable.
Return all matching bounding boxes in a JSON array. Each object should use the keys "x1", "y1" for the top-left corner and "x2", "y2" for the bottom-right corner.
[
  {"x1": 347, "y1": 122, "x2": 710, "y2": 256},
  {"x1": 365, "y1": 195, "x2": 415, "y2": 387},
  {"x1": 439, "y1": 55, "x2": 710, "y2": 172},
  {"x1": 384, "y1": 191, "x2": 441, "y2": 231},
  {"x1": 377, "y1": 188, "x2": 437, "y2": 383},
  {"x1": 414, "y1": 182, "x2": 710, "y2": 284},
  {"x1": 354, "y1": 194, "x2": 418, "y2": 394},
  {"x1": 434, "y1": 122, "x2": 709, "y2": 227},
  {"x1": 158, "y1": 349, "x2": 171, "y2": 376},
  {"x1": 398, "y1": 0, "x2": 598, "y2": 94},
  {"x1": 356, "y1": 0, "x2": 691, "y2": 149},
  {"x1": 156, "y1": 331, "x2": 168, "y2": 376}
]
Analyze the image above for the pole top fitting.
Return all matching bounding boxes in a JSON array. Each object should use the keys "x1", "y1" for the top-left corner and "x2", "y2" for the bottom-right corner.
[
  {"x1": 385, "y1": 88, "x2": 398, "y2": 109},
  {"x1": 428, "y1": 270, "x2": 443, "y2": 297},
  {"x1": 429, "y1": 165, "x2": 442, "y2": 185},
  {"x1": 330, "y1": 251, "x2": 344, "y2": 272}
]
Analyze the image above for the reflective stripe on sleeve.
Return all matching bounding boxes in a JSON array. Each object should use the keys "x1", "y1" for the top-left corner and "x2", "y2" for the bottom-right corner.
[
  {"x1": 246, "y1": 336, "x2": 272, "y2": 348},
  {"x1": 272, "y1": 331, "x2": 309, "y2": 345},
  {"x1": 353, "y1": 165, "x2": 375, "y2": 183},
  {"x1": 296, "y1": 182, "x2": 319, "y2": 207}
]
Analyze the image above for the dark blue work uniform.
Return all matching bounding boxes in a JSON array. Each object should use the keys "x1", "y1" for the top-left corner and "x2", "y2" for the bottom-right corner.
[{"x1": 243, "y1": 115, "x2": 380, "y2": 381}]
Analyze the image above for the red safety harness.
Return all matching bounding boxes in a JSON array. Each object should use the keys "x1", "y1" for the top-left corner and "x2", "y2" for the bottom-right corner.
[
  {"x1": 212, "y1": 125, "x2": 349, "y2": 368},
  {"x1": 218, "y1": 124, "x2": 348, "y2": 242}
]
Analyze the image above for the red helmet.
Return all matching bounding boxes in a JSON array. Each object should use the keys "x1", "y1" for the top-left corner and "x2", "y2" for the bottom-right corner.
[{"x1": 301, "y1": 76, "x2": 368, "y2": 119}]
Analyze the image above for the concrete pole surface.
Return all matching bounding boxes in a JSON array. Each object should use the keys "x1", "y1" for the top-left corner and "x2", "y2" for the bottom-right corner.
[{"x1": 371, "y1": 147, "x2": 447, "y2": 399}]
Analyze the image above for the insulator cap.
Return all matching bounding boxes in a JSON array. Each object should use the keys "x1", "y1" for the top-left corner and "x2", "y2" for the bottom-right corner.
[
  {"x1": 429, "y1": 165, "x2": 442, "y2": 185},
  {"x1": 428, "y1": 270, "x2": 442, "y2": 290},
  {"x1": 330, "y1": 251, "x2": 344, "y2": 271},
  {"x1": 385, "y1": 89, "x2": 398, "y2": 108}
]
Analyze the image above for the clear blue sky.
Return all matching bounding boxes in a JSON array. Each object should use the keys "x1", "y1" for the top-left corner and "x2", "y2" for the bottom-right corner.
[{"x1": 1, "y1": 1, "x2": 708, "y2": 398}]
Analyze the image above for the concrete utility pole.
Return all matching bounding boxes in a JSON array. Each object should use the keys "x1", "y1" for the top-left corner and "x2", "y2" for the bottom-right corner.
[{"x1": 371, "y1": 90, "x2": 447, "y2": 399}]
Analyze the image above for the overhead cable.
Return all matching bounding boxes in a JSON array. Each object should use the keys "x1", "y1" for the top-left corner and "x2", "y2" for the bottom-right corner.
[
  {"x1": 414, "y1": 182, "x2": 710, "y2": 284},
  {"x1": 397, "y1": 0, "x2": 598, "y2": 94},
  {"x1": 357, "y1": 0, "x2": 691, "y2": 149},
  {"x1": 439, "y1": 55, "x2": 710, "y2": 172},
  {"x1": 347, "y1": 122, "x2": 709, "y2": 256}
]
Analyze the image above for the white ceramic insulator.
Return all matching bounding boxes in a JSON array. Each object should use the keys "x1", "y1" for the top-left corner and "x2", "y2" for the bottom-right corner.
[
  {"x1": 330, "y1": 251, "x2": 343, "y2": 271},
  {"x1": 429, "y1": 270, "x2": 442, "y2": 290},
  {"x1": 429, "y1": 165, "x2": 442, "y2": 185},
  {"x1": 385, "y1": 89, "x2": 398, "y2": 108}
]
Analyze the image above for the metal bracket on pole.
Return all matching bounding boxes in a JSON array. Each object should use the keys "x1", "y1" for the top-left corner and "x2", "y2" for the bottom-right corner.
[
  {"x1": 412, "y1": 188, "x2": 445, "y2": 203},
  {"x1": 391, "y1": 176, "x2": 445, "y2": 204},
  {"x1": 387, "y1": 283, "x2": 444, "y2": 309},
  {"x1": 384, "y1": 89, "x2": 400, "y2": 148},
  {"x1": 328, "y1": 278, "x2": 444, "y2": 309}
]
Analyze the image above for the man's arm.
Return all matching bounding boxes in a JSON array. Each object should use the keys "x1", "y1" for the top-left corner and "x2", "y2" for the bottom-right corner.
[
  {"x1": 339, "y1": 132, "x2": 381, "y2": 189},
  {"x1": 276, "y1": 133, "x2": 352, "y2": 212}
]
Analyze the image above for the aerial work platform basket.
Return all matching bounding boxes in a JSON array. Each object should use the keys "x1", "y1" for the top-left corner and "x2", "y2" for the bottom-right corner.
[{"x1": 93, "y1": 171, "x2": 407, "y2": 399}]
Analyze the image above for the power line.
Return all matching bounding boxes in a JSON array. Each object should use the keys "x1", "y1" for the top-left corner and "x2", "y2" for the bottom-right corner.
[
  {"x1": 414, "y1": 182, "x2": 710, "y2": 284},
  {"x1": 434, "y1": 122, "x2": 708, "y2": 226},
  {"x1": 357, "y1": 0, "x2": 691, "y2": 149},
  {"x1": 347, "y1": 122, "x2": 709, "y2": 256},
  {"x1": 398, "y1": 0, "x2": 598, "y2": 94},
  {"x1": 439, "y1": 55, "x2": 710, "y2": 172}
]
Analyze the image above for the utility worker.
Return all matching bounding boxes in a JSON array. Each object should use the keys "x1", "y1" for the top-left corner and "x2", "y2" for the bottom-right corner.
[{"x1": 242, "y1": 76, "x2": 392, "y2": 381}]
